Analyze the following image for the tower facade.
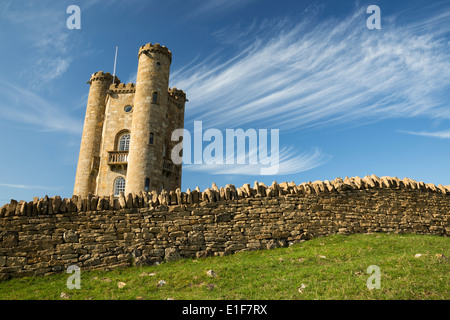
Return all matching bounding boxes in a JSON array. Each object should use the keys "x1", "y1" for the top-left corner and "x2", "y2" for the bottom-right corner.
[{"x1": 73, "y1": 43, "x2": 186, "y2": 198}]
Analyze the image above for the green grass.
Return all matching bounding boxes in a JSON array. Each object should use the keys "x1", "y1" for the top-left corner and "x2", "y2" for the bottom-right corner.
[{"x1": 0, "y1": 233, "x2": 448, "y2": 300}]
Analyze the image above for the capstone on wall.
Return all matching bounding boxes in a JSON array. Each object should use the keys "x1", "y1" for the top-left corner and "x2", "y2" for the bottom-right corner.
[{"x1": 0, "y1": 175, "x2": 449, "y2": 280}]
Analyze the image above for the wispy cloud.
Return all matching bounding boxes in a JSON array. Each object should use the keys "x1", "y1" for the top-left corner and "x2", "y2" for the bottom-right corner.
[
  {"x1": 0, "y1": 2, "x2": 76, "y2": 86},
  {"x1": 401, "y1": 129, "x2": 450, "y2": 139},
  {"x1": 184, "y1": 147, "x2": 330, "y2": 175},
  {"x1": 0, "y1": 79, "x2": 83, "y2": 134},
  {"x1": 171, "y1": 6, "x2": 450, "y2": 131},
  {"x1": 184, "y1": 0, "x2": 258, "y2": 20},
  {"x1": 126, "y1": 72, "x2": 137, "y2": 85},
  {"x1": 0, "y1": 183, "x2": 52, "y2": 190}
]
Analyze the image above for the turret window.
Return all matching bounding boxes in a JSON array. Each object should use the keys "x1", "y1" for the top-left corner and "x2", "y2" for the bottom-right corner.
[
  {"x1": 114, "y1": 177, "x2": 126, "y2": 196},
  {"x1": 145, "y1": 178, "x2": 150, "y2": 191},
  {"x1": 149, "y1": 132, "x2": 154, "y2": 145},
  {"x1": 153, "y1": 92, "x2": 158, "y2": 102},
  {"x1": 162, "y1": 141, "x2": 170, "y2": 158},
  {"x1": 163, "y1": 142, "x2": 169, "y2": 158}
]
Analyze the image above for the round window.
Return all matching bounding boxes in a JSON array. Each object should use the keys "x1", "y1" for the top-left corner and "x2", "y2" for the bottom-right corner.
[{"x1": 124, "y1": 105, "x2": 133, "y2": 113}]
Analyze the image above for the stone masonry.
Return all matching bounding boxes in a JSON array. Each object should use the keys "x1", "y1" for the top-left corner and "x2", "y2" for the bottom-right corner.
[
  {"x1": 73, "y1": 43, "x2": 186, "y2": 198},
  {"x1": 0, "y1": 175, "x2": 449, "y2": 280}
]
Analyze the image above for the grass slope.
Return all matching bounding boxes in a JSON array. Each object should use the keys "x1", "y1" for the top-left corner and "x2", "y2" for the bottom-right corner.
[{"x1": 0, "y1": 233, "x2": 448, "y2": 300}]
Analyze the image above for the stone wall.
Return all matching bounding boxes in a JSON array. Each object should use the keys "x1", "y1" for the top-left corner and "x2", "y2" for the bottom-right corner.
[{"x1": 1, "y1": 175, "x2": 449, "y2": 280}]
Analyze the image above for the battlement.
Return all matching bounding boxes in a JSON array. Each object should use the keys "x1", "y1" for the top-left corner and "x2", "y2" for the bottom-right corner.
[
  {"x1": 108, "y1": 82, "x2": 136, "y2": 94},
  {"x1": 138, "y1": 43, "x2": 172, "y2": 62},
  {"x1": 87, "y1": 71, "x2": 120, "y2": 85},
  {"x1": 168, "y1": 87, "x2": 187, "y2": 102}
]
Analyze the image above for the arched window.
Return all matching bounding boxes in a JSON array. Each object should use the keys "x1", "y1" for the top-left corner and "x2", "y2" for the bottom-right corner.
[
  {"x1": 162, "y1": 143, "x2": 166, "y2": 158},
  {"x1": 118, "y1": 133, "x2": 130, "y2": 151},
  {"x1": 114, "y1": 177, "x2": 126, "y2": 196},
  {"x1": 160, "y1": 182, "x2": 164, "y2": 192},
  {"x1": 149, "y1": 132, "x2": 154, "y2": 145},
  {"x1": 153, "y1": 92, "x2": 158, "y2": 102},
  {"x1": 145, "y1": 178, "x2": 150, "y2": 191}
]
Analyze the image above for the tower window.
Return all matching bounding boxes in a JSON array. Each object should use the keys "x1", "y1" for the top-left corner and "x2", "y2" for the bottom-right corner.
[
  {"x1": 153, "y1": 92, "x2": 158, "y2": 102},
  {"x1": 118, "y1": 133, "x2": 130, "y2": 151},
  {"x1": 163, "y1": 143, "x2": 167, "y2": 158},
  {"x1": 156, "y1": 62, "x2": 161, "y2": 66},
  {"x1": 145, "y1": 178, "x2": 150, "y2": 191},
  {"x1": 114, "y1": 177, "x2": 126, "y2": 196},
  {"x1": 160, "y1": 182, "x2": 164, "y2": 192},
  {"x1": 149, "y1": 132, "x2": 154, "y2": 144}
]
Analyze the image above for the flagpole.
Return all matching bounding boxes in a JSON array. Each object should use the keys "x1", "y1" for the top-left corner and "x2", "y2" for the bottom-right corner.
[{"x1": 112, "y1": 46, "x2": 118, "y2": 85}]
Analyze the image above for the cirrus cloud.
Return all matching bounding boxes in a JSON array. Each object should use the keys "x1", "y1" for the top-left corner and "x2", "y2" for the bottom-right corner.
[{"x1": 171, "y1": 6, "x2": 450, "y2": 131}]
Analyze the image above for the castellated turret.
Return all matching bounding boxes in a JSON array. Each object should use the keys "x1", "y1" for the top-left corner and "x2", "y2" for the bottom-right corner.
[{"x1": 73, "y1": 43, "x2": 186, "y2": 198}]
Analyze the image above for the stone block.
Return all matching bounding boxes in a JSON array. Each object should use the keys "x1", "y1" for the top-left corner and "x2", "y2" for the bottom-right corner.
[
  {"x1": 169, "y1": 231, "x2": 185, "y2": 238},
  {"x1": 63, "y1": 230, "x2": 79, "y2": 243},
  {"x1": 164, "y1": 247, "x2": 181, "y2": 261},
  {"x1": 0, "y1": 256, "x2": 6, "y2": 267},
  {"x1": 216, "y1": 213, "x2": 232, "y2": 222},
  {"x1": 6, "y1": 256, "x2": 27, "y2": 267}
]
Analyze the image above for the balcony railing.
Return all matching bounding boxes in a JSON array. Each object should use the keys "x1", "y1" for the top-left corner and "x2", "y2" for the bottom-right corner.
[
  {"x1": 107, "y1": 152, "x2": 174, "y2": 171},
  {"x1": 162, "y1": 159, "x2": 174, "y2": 172},
  {"x1": 108, "y1": 150, "x2": 129, "y2": 166}
]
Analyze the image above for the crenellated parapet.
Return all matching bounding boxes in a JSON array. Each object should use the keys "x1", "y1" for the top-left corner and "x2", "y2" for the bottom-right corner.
[
  {"x1": 87, "y1": 71, "x2": 120, "y2": 85},
  {"x1": 108, "y1": 82, "x2": 135, "y2": 94},
  {"x1": 168, "y1": 87, "x2": 187, "y2": 103},
  {"x1": 138, "y1": 43, "x2": 172, "y2": 63}
]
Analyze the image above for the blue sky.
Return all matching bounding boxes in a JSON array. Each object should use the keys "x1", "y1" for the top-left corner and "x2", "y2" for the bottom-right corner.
[{"x1": 0, "y1": 0, "x2": 449, "y2": 205}]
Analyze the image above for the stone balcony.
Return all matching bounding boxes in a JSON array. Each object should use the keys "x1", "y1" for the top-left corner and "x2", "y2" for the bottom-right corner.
[
  {"x1": 162, "y1": 159, "x2": 174, "y2": 174},
  {"x1": 108, "y1": 150, "x2": 128, "y2": 167}
]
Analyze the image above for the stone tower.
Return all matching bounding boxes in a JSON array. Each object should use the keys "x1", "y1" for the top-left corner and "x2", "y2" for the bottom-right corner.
[{"x1": 73, "y1": 43, "x2": 186, "y2": 198}]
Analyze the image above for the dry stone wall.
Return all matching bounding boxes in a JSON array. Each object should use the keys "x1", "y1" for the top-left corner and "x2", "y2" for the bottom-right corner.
[{"x1": 1, "y1": 175, "x2": 449, "y2": 280}]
